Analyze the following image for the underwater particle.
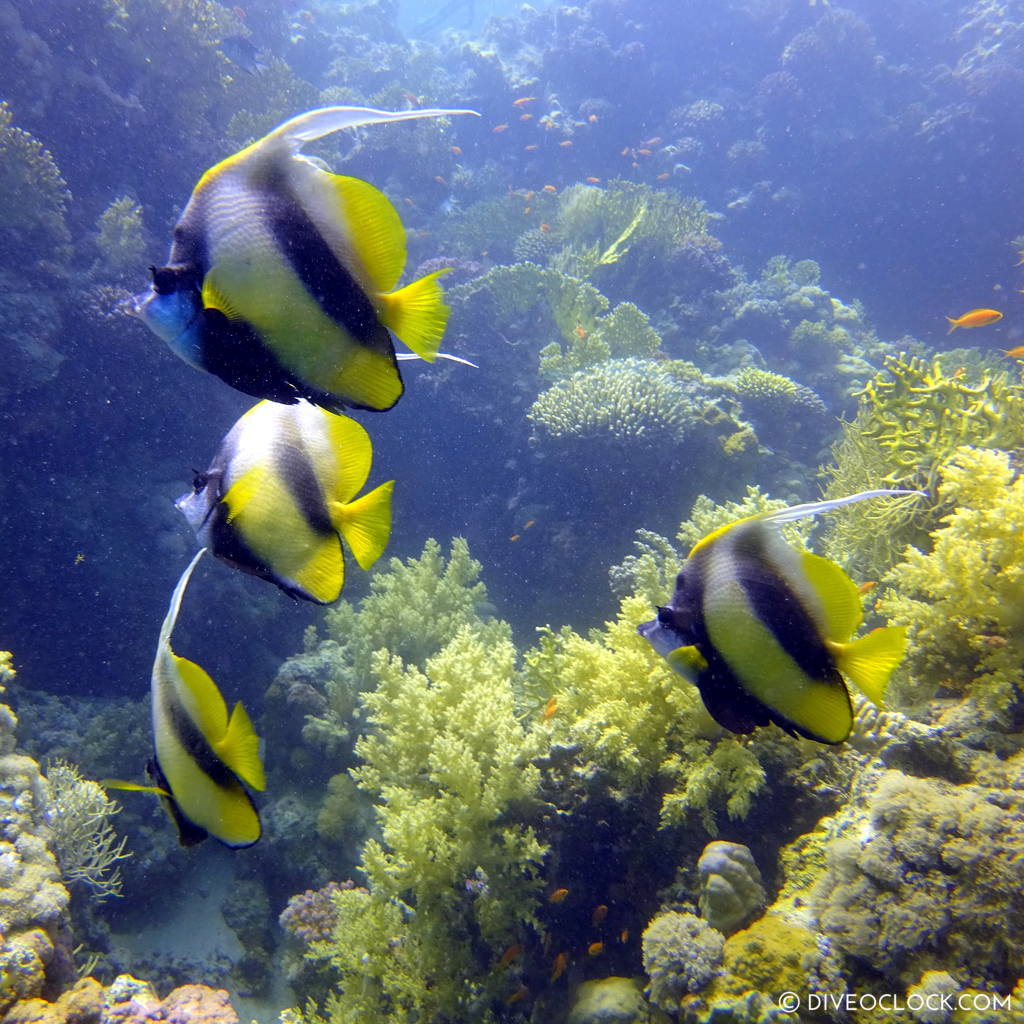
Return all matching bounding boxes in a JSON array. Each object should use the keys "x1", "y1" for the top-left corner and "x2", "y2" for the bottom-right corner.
[
  {"x1": 945, "y1": 308, "x2": 1003, "y2": 332},
  {"x1": 697, "y1": 841, "x2": 766, "y2": 935}
]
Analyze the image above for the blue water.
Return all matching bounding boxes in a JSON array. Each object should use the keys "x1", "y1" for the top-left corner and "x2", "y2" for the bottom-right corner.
[{"x1": 1, "y1": 0, "x2": 1022, "y2": 1019}]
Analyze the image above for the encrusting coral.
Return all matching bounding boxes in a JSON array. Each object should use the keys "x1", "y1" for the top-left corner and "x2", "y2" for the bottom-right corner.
[{"x1": 878, "y1": 446, "x2": 1024, "y2": 721}]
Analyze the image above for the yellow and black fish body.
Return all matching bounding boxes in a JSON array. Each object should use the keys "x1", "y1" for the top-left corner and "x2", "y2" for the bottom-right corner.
[
  {"x1": 177, "y1": 400, "x2": 393, "y2": 604},
  {"x1": 638, "y1": 491, "x2": 916, "y2": 744},
  {"x1": 132, "y1": 105, "x2": 478, "y2": 412},
  {"x1": 106, "y1": 550, "x2": 267, "y2": 848}
]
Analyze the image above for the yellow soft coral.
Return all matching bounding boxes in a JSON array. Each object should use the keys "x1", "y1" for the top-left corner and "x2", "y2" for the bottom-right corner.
[{"x1": 879, "y1": 446, "x2": 1024, "y2": 719}]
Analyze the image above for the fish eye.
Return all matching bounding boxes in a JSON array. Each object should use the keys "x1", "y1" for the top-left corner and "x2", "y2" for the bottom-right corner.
[
  {"x1": 192, "y1": 471, "x2": 208, "y2": 493},
  {"x1": 656, "y1": 606, "x2": 674, "y2": 625}
]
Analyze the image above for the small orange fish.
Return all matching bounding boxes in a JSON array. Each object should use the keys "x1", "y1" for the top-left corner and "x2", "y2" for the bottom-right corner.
[
  {"x1": 1002, "y1": 345, "x2": 1024, "y2": 358},
  {"x1": 636, "y1": 148, "x2": 652, "y2": 156},
  {"x1": 523, "y1": 520, "x2": 536, "y2": 529},
  {"x1": 945, "y1": 308, "x2": 1003, "y2": 332},
  {"x1": 493, "y1": 124, "x2": 509, "y2": 133},
  {"x1": 513, "y1": 96, "x2": 536, "y2": 106},
  {"x1": 619, "y1": 928, "x2": 630, "y2": 944},
  {"x1": 559, "y1": 140, "x2": 573, "y2": 147},
  {"x1": 509, "y1": 534, "x2": 521, "y2": 542},
  {"x1": 591, "y1": 904, "x2": 608, "y2": 926},
  {"x1": 588, "y1": 114, "x2": 599, "y2": 123},
  {"x1": 574, "y1": 325, "x2": 587, "y2": 339},
  {"x1": 522, "y1": 207, "x2": 531, "y2": 215},
  {"x1": 506, "y1": 983, "x2": 529, "y2": 1005},
  {"x1": 620, "y1": 146, "x2": 631, "y2": 156},
  {"x1": 524, "y1": 144, "x2": 539, "y2": 151},
  {"x1": 542, "y1": 184, "x2": 557, "y2": 193},
  {"x1": 857, "y1": 580, "x2": 877, "y2": 595},
  {"x1": 497, "y1": 943, "x2": 522, "y2": 969},
  {"x1": 643, "y1": 136, "x2": 662, "y2": 146},
  {"x1": 402, "y1": 91, "x2": 422, "y2": 107},
  {"x1": 539, "y1": 223, "x2": 552, "y2": 232},
  {"x1": 550, "y1": 952, "x2": 568, "y2": 982},
  {"x1": 585, "y1": 176, "x2": 600, "y2": 183},
  {"x1": 656, "y1": 172, "x2": 670, "y2": 180},
  {"x1": 450, "y1": 145, "x2": 462, "y2": 156},
  {"x1": 542, "y1": 697, "x2": 558, "y2": 720},
  {"x1": 520, "y1": 113, "x2": 534, "y2": 121},
  {"x1": 548, "y1": 887, "x2": 569, "y2": 903},
  {"x1": 433, "y1": 175, "x2": 447, "y2": 186},
  {"x1": 587, "y1": 941, "x2": 604, "y2": 957}
]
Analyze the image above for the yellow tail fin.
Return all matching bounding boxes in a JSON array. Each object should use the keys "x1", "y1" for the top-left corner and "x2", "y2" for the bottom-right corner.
[
  {"x1": 831, "y1": 625, "x2": 907, "y2": 706},
  {"x1": 333, "y1": 479, "x2": 394, "y2": 571},
  {"x1": 217, "y1": 701, "x2": 266, "y2": 792},
  {"x1": 376, "y1": 269, "x2": 451, "y2": 361}
]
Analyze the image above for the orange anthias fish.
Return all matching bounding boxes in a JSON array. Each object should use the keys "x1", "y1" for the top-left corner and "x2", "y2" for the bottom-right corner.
[
  {"x1": 945, "y1": 308, "x2": 1003, "y2": 332},
  {"x1": 550, "y1": 952, "x2": 568, "y2": 982},
  {"x1": 513, "y1": 96, "x2": 536, "y2": 106},
  {"x1": 587, "y1": 941, "x2": 605, "y2": 957},
  {"x1": 542, "y1": 696, "x2": 558, "y2": 720},
  {"x1": 548, "y1": 887, "x2": 569, "y2": 903},
  {"x1": 497, "y1": 943, "x2": 522, "y2": 969},
  {"x1": 1001, "y1": 345, "x2": 1024, "y2": 358}
]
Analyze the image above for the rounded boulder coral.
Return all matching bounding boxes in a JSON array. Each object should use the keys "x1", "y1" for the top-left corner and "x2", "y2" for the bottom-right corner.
[{"x1": 641, "y1": 910, "x2": 724, "y2": 1011}]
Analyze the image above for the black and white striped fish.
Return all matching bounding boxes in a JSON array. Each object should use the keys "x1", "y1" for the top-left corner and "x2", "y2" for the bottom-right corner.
[
  {"x1": 131, "y1": 105, "x2": 477, "y2": 412},
  {"x1": 638, "y1": 491, "x2": 919, "y2": 744}
]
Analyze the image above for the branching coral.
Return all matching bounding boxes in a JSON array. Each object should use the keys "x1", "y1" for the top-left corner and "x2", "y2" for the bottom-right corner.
[
  {"x1": 308, "y1": 628, "x2": 547, "y2": 1023},
  {"x1": 878, "y1": 447, "x2": 1024, "y2": 720},
  {"x1": 92, "y1": 196, "x2": 146, "y2": 279},
  {"x1": 0, "y1": 102, "x2": 71, "y2": 263},
  {"x1": 823, "y1": 354, "x2": 1024, "y2": 578},
  {"x1": 42, "y1": 759, "x2": 130, "y2": 901}
]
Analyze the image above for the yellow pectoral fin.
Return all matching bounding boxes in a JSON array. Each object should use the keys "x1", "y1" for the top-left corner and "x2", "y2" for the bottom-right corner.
[
  {"x1": 172, "y1": 655, "x2": 229, "y2": 740},
  {"x1": 216, "y1": 701, "x2": 266, "y2": 792},
  {"x1": 830, "y1": 626, "x2": 907, "y2": 706},
  {"x1": 376, "y1": 269, "x2": 451, "y2": 361},
  {"x1": 666, "y1": 644, "x2": 708, "y2": 682},
  {"x1": 329, "y1": 175, "x2": 407, "y2": 293},
  {"x1": 332, "y1": 480, "x2": 394, "y2": 571},
  {"x1": 100, "y1": 779, "x2": 170, "y2": 797},
  {"x1": 202, "y1": 270, "x2": 247, "y2": 321},
  {"x1": 800, "y1": 550, "x2": 863, "y2": 642}
]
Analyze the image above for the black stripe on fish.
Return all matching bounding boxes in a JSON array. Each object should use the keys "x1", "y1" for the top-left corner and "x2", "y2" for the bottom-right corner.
[
  {"x1": 260, "y1": 184, "x2": 394, "y2": 351},
  {"x1": 275, "y1": 440, "x2": 333, "y2": 537},
  {"x1": 160, "y1": 683, "x2": 244, "y2": 793},
  {"x1": 729, "y1": 526, "x2": 839, "y2": 683}
]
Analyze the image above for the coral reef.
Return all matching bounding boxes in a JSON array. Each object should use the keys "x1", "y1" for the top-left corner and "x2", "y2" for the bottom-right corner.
[
  {"x1": 697, "y1": 842, "x2": 766, "y2": 936},
  {"x1": 41, "y1": 760, "x2": 130, "y2": 901},
  {"x1": 878, "y1": 447, "x2": 1024, "y2": 721},
  {"x1": 91, "y1": 197, "x2": 147, "y2": 281},
  {"x1": 823, "y1": 355, "x2": 1024, "y2": 578},
  {"x1": 0, "y1": 697, "x2": 72, "y2": 1014},
  {"x1": 567, "y1": 976, "x2": 653, "y2": 1024},
  {"x1": 642, "y1": 911, "x2": 724, "y2": 1011},
  {"x1": 307, "y1": 628, "x2": 546, "y2": 1022}
]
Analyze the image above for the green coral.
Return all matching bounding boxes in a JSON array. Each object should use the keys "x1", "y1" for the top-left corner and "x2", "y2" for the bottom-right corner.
[
  {"x1": 549, "y1": 180, "x2": 710, "y2": 286},
  {"x1": 822, "y1": 353, "x2": 1024, "y2": 578},
  {"x1": 528, "y1": 358, "x2": 695, "y2": 445},
  {"x1": 93, "y1": 196, "x2": 146, "y2": 278},
  {"x1": 878, "y1": 447, "x2": 1024, "y2": 718},
  {"x1": 309, "y1": 628, "x2": 546, "y2": 1023},
  {"x1": 0, "y1": 103, "x2": 71, "y2": 263},
  {"x1": 523, "y1": 594, "x2": 780, "y2": 833}
]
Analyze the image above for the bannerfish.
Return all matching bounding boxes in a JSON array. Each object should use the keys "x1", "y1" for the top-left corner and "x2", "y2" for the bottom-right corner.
[
  {"x1": 176, "y1": 399, "x2": 393, "y2": 604},
  {"x1": 132, "y1": 104, "x2": 478, "y2": 412},
  {"x1": 638, "y1": 491, "x2": 920, "y2": 744},
  {"x1": 105, "y1": 549, "x2": 266, "y2": 847},
  {"x1": 945, "y1": 308, "x2": 1003, "y2": 333}
]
